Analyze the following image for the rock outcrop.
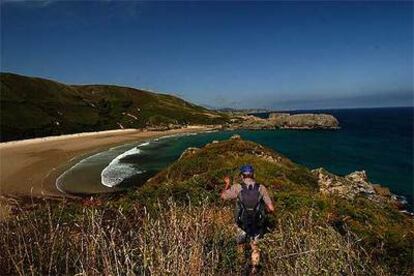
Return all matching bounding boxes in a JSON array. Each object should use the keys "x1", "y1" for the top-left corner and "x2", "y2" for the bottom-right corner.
[
  {"x1": 312, "y1": 168, "x2": 406, "y2": 209},
  {"x1": 179, "y1": 147, "x2": 200, "y2": 160},
  {"x1": 226, "y1": 113, "x2": 339, "y2": 130},
  {"x1": 269, "y1": 113, "x2": 339, "y2": 129}
]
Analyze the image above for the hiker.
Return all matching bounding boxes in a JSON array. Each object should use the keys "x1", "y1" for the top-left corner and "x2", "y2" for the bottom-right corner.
[{"x1": 220, "y1": 164, "x2": 274, "y2": 273}]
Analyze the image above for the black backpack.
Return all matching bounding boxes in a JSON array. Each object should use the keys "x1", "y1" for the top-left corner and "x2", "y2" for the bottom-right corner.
[{"x1": 234, "y1": 182, "x2": 266, "y2": 233}]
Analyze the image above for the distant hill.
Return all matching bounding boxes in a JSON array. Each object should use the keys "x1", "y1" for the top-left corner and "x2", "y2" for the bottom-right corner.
[{"x1": 0, "y1": 73, "x2": 228, "y2": 141}]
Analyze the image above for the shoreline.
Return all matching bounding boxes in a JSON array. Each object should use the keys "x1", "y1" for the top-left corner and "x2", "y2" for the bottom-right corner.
[
  {"x1": 0, "y1": 126, "x2": 215, "y2": 198},
  {"x1": 0, "y1": 129, "x2": 141, "y2": 148}
]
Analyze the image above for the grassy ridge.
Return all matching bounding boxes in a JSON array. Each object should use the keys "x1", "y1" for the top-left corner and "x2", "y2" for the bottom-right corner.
[
  {"x1": 1, "y1": 137, "x2": 413, "y2": 275},
  {"x1": 0, "y1": 73, "x2": 228, "y2": 141},
  {"x1": 128, "y1": 137, "x2": 414, "y2": 274}
]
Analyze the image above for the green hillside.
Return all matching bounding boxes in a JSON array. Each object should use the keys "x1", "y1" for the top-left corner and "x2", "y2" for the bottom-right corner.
[
  {"x1": 130, "y1": 136, "x2": 413, "y2": 274},
  {"x1": 0, "y1": 73, "x2": 228, "y2": 141},
  {"x1": 1, "y1": 137, "x2": 412, "y2": 275}
]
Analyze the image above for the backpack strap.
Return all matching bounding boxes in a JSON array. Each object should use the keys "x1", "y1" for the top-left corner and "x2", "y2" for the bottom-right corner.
[
  {"x1": 237, "y1": 183, "x2": 246, "y2": 206},
  {"x1": 254, "y1": 182, "x2": 263, "y2": 201}
]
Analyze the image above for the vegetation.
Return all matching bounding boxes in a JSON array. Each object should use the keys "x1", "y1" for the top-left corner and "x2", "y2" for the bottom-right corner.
[
  {"x1": 1, "y1": 137, "x2": 413, "y2": 275},
  {"x1": 1, "y1": 199, "x2": 388, "y2": 275},
  {"x1": 0, "y1": 73, "x2": 228, "y2": 141}
]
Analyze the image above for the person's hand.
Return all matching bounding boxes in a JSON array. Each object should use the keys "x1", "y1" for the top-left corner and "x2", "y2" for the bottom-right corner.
[
  {"x1": 224, "y1": 175, "x2": 231, "y2": 189},
  {"x1": 266, "y1": 203, "x2": 275, "y2": 213}
]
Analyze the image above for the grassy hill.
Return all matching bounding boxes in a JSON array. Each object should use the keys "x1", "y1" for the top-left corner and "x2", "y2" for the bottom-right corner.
[
  {"x1": 1, "y1": 136, "x2": 412, "y2": 275},
  {"x1": 0, "y1": 73, "x2": 228, "y2": 141}
]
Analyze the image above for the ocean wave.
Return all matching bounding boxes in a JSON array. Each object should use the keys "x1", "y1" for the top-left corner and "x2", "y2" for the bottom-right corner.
[
  {"x1": 56, "y1": 140, "x2": 154, "y2": 192},
  {"x1": 101, "y1": 146, "x2": 145, "y2": 187},
  {"x1": 138, "y1": 141, "x2": 151, "y2": 147},
  {"x1": 56, "y1": 133, "x2": 201, "y2": 192}
]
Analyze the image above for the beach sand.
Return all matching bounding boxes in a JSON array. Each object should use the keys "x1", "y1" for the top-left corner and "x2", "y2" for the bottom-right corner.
[{"x1": 0, "y1": 126, "x2": 214, "y2": 198}]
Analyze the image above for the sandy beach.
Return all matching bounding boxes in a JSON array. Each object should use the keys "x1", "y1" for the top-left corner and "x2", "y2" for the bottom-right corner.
[{"x1": 0, "y1": 126, "x2": 214, "y2": 198}]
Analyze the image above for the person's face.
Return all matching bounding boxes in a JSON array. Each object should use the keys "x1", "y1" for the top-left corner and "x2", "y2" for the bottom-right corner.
[{"x1": 241, "y1": 173, "x2": 254, "y2": 179}]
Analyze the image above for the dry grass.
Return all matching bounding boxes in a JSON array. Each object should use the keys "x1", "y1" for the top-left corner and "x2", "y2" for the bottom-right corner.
[
  {"x1": 0, "y1": 198, "x2": 391, "y2": 276},
  {"x1": 259, "y1": 211, "x2": 388, "y2": 275}
]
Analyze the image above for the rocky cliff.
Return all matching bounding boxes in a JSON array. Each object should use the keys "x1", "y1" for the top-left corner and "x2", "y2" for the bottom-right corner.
[
  {"x1": 226, "y1": 112, "x2": 339, "y2": 130},
  {"x1": 270, "y1": 113, "x2": 339, "y2": 129},
  {"x1": 312, "y1": 168, "x2": 407, "y2": 210}
]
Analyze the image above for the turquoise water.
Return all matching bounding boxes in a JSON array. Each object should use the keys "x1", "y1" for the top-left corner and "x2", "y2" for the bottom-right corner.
[{"x1": 58, "y1": 107, "x2": 413, "y2": 207}]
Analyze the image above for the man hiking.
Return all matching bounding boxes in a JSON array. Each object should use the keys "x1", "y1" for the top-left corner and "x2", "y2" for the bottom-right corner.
[{"x1": 220, "y1": 164, "x2": 274, "y2": 274}]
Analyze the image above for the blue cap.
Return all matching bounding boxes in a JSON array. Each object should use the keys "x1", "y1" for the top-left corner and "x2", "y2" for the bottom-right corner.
[{"x1": 240, "y1": 164, "x2": 254, "y2": 174}]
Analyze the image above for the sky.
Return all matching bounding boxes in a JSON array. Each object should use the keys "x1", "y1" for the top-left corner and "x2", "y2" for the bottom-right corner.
[{"x1": 1, "y1": 1, "x2": 413, "y2": 110}]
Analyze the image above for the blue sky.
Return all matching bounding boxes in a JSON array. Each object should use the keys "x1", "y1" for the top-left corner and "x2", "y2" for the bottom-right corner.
[{"x1": 1, "y1": 1, "x2": 413, "y2": 110}]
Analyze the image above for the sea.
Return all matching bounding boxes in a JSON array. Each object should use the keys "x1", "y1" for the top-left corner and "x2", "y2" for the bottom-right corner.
[{"x1": 56, "y1": 107, "x2": 413, "y2": 208}]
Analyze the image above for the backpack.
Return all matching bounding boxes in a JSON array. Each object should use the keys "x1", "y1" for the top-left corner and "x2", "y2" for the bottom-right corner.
[{"x1": 234, "y1": 182, "x2": 266, "y2": 233}]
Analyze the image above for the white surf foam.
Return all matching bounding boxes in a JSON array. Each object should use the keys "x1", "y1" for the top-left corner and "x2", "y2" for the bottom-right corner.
[
  {"x1": 57, "y1": 133, "x2": 200, "y2": 191},
  {"x1": 138, "y1": 141, "x2": 151, "y2": 147},
  {"x1": 101, "y1": 146, "x2": 145, "y2": 187}
]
